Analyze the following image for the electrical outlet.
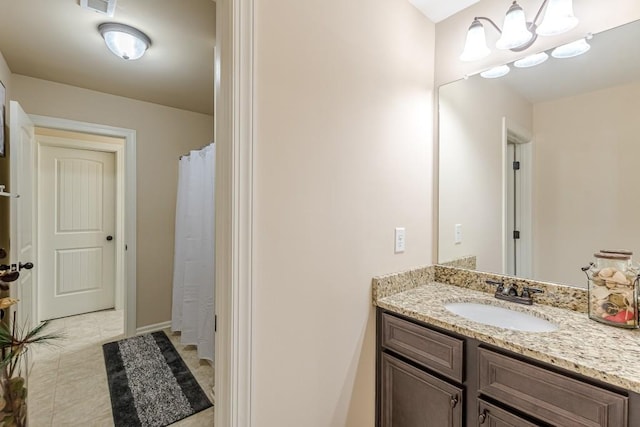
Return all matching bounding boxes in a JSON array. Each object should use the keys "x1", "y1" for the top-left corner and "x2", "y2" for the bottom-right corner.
[
  {"x1": 454, "y1": 224, "x2": 462, "y2": 244},
  {"x1": 395, "y1": 227, "x2": 406, "y2": 253}
]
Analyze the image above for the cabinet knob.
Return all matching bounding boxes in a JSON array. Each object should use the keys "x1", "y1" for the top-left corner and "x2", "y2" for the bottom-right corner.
[
  {"x1": 478, "y1": 410, "x2": 487, "y2": 424},
  {"x1": 450, "y1": 394, "x2": 459, "y2": 408}
]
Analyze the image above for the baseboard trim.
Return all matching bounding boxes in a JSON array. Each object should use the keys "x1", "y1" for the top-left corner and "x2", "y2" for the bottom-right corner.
[{"x1": 136, "y1": 321, "x2": 172, "y2": 335}]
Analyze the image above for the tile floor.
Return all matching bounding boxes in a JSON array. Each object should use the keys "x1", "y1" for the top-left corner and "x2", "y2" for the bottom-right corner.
[{"x1": 28, "y1": 310, "x2": 215, "y2": 426}]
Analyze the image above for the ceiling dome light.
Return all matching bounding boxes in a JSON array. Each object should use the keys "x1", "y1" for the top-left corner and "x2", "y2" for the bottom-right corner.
[
  {"x1": 98, "y1": 23, "x2": 151, "y2": 60},
  {"x1": 551, "y1": 38, "x2": 590, "y2": 59},
  {"x1": 536, "y1": 0, "x2": 579, "y2": 36},
  {"x1": 480, "y1": 65, "x2": 511, "y2": 79},
  {"x1": 496, "y1": 2, "x2": 533, "y2": 50},
  {"x1": 460, "y1": 19, "x2": 491, "y2": 62},
  {"x1": 514, "y1": 52, "x2": 549, "y2": 68}
]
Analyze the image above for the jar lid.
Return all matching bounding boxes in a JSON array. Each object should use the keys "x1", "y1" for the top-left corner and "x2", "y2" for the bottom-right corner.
[
  {"x1": 600, "y1": 249, "x2": 633, "y2": 256},
  {"x1": 594, "y1": 252, "x2": 631, "y2": 260}
]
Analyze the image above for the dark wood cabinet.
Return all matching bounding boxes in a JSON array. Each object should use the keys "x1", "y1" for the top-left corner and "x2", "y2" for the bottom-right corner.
[
  {"x1": 377, "y1": 311, "x2": 465, "y2": 427},
  {"x1": 477, "y1": 400, "x2": 538, "y2": 427},
  {"x1": 380, "y1": 353, "x2": 463, "y2": 427},
  {"x1": 381, "y1": 313, "x2": 464, "y2": 382},
  {"x1": 478, "y1": 348, "x2": 628, "y2": 427},
  {"x1": 377, "y1": 308, "x2": 633, "y2": 427}
]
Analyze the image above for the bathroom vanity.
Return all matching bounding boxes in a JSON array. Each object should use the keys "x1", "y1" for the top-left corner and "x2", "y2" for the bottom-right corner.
[{"x1": 373, "y1": 265, "x2": 640, "y2": 427}]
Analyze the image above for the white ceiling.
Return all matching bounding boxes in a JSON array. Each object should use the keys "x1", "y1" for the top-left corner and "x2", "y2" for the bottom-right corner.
[
  {"x1": 409, "y1": 0, "x2": 480, "y2": 23},
  {"x1": 0, "y1": 0, "x2": 215, "y2": 115}
]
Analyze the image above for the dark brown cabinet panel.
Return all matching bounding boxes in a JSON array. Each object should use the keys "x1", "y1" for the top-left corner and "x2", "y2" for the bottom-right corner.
[
  {"x1": 377, "y1": 309, "x2": 633, "y2": 427},
  {"x1": 477, "y1": 400, "x2": 539, "y2": 427},
  {"x1": 381, "y1": 353, "x2": 463, "y2": 427},
  {"x1": 478, "y1": 348, "x2": 628, "y2": 427},
  {"x1": 381, "y1": 313, "x2": 464, "y2": 382}
]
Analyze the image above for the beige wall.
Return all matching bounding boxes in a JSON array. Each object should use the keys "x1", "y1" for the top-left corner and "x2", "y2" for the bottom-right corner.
[
  {"x1": 252, "y1": 0, "x2": 435, "y2": 425},
  {"x1": 532, "y1": 81, "x2": 640, "y2": 287},
  {"x1": 439, "y1": 77, "x2": 532, "y2": 273},
  {"x1": 435, "y1": 0, "x2": 640, "y2": 86},
  {"x1": 11, "y1": 74, "x2": 213, "y2": 328}
]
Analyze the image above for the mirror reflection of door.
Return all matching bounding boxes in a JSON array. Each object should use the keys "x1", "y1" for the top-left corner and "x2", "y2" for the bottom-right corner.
[{"x1": 505, "y1": 129, "x2": 532, "y2": 279}]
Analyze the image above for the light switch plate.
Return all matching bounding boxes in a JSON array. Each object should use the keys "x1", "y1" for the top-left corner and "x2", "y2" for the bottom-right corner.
[
  {"x1": 395, "y1": 227, "x2": 406, "y2": 253},
  {"x1": 454, "y1": 224, "x2": 462, "y2": 244}
]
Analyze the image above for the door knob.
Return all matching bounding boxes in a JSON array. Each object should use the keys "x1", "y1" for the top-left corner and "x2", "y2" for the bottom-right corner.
[
  {"x1": 106, "y1": 235, "x2": 113, "y2": 241},
  {"x1": 19, "y1": 262, "x2": 33, "y2": 271}
]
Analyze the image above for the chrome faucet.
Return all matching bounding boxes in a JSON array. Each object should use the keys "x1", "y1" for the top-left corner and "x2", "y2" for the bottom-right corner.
[{"x1": 486, "y1": 279, "x2": 543, "y2": 305}]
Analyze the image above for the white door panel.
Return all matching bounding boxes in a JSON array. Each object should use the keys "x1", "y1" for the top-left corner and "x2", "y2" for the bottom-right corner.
[
  {"x1": 39, "y1": 146, "x2": 116, "y2": 320},
  {"x1": 9, "y1": 101, "x2": 36, "y2": 329}
]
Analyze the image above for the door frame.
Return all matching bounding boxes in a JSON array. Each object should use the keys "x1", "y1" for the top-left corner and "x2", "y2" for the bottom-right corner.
[
  {"x1": 215, "y1": 0, "x2": 256, "y2": 425},
  {"x1": 501, "y1": 117, "x2": 533, "y2": 278},
  {"x1": 29, "y1": 115, "x2": 137, "y2": 337}
]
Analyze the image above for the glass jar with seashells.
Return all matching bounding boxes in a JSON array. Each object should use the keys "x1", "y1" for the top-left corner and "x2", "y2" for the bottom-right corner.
[{"x1": 584, "y1": 251, "x2": 640, "y2": 329}]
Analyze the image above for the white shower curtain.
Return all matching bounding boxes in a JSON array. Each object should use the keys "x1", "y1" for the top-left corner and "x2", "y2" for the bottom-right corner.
[{"x1": 171, "y1": 143, "x2": 215, "y2": 362}]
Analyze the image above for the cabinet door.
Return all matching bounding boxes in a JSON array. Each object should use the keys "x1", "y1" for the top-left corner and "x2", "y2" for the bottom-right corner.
[
  {"x1": 381, "y1": 353, "x2": 462, "y2": 427},
  {"x1": 477, "y1": 400, "x2": 539, "y2": 427}
]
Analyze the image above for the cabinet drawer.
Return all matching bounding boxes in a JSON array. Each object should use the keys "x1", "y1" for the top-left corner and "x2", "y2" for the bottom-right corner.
[
  {"x1": 478, "y1": 400, "x2": 538, "y2": 427},
  {"x1": 381, "y1": 313, "x2": 463, "y2": 382},
  {"x1": 381, "y1": 353, "x2": 463, "y2": 427},
  {"x1": 478, "y1": 348, "x2": 628, "y2": 427}
]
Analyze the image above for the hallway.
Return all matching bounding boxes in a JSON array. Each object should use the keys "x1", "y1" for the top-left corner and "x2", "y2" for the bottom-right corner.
[{"x1": 28, "y1": 310, "x2": 214, "y2": 426}]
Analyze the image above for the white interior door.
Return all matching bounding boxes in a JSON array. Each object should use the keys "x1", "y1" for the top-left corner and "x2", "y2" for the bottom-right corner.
[
  {"x1": 9, "y1": 101, "x2": 36, "y2": 329},
  {"x1": 38, "y1": 145, "x2": 116, "y2": 320}
]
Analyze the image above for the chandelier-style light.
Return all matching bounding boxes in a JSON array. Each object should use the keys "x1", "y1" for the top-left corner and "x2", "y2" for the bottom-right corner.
[{"x1": 460, "y1": 0, "x2": 579, "y2": 62}]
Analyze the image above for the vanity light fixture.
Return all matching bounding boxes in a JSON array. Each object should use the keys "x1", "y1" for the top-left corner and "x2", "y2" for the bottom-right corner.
[
  {"x1": 98, "y1": 23, "x2": 151, "y2": 60},
  {"x1": 460, "y1": 0, "x2": 579, "y2": 62}
]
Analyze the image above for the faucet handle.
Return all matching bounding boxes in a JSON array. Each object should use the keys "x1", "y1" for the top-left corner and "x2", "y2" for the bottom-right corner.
[
  {"x1": 521, "y1": 287, "x2": 543, "y2": 299},
  {"x1": 486, "y1": 279, "x2": 504, "y2": 292}
]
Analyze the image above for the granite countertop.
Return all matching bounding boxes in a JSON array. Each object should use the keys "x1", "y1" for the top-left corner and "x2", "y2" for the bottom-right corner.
[{"x1": 376, "y1": 281, "x2": 640, "y2": 393}]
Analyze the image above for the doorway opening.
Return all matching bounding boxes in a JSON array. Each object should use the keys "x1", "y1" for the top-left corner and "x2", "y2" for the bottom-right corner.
[
  {"x1": 36, "y1": 127, "x2": 123, "y2": 324},
  {"x1": 30, "y1": 114, "x2": 137, "y2": 337}
]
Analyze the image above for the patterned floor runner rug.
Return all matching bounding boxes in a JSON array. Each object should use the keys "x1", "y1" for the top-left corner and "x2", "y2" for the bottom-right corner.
[{"x1": 103, "y1": 331, "x2": 212, "y2": 427}]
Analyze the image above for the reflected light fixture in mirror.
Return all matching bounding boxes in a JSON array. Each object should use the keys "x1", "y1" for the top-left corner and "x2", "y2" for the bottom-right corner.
[
  {"x1": 98, "y1": 23, "x2": 152, "y2": 60},
  {"x1": 552, "y1": 36, "x2": 592, "y2": 58},
  {"x1": 480, "y1": 64, "x2": 511, "y2": 79},
  {"x1": 514, "y1": 51, "x2": 549, "y2": 68},
  {"x1": 460, "y1": 0, "x2": 579, "y2": 62}
]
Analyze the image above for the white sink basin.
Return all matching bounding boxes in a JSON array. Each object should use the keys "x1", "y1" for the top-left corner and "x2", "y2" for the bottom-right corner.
[{"x1": 444, "y1": 302, "x2": 558, "y2": 332}]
